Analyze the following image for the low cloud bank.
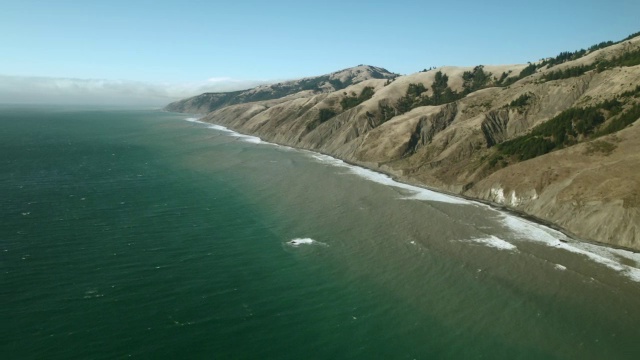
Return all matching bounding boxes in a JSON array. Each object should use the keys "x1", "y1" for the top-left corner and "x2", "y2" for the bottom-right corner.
[{"x1": 0, "y1": 75, "x2": 271, "y2": 107}]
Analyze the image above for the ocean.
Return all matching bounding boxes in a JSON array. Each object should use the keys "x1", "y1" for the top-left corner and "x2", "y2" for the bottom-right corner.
[{"x1": 2, "y1": 106, "x2": 640, "y2": 359}]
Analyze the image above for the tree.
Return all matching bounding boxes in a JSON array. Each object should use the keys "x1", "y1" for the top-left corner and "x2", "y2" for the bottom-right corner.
[{"x1": 430, "y1": 71, "x2": 449, "y2": 103}]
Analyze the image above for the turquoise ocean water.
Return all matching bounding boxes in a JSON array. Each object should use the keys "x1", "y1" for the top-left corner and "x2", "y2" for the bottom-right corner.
[{"x1": 2, "y1": 106, "x2": 640, "y2": 359}]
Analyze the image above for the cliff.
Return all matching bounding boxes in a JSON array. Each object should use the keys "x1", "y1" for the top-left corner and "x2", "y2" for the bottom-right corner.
[{"x1": 165, "y1": 34, "x2": 640, "y2": 251}]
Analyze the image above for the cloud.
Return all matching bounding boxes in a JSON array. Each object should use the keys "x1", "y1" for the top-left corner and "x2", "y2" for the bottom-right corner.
[
  {"x1": 0, "y1": 75, "x2": 272, "y2": 106},
  {"x1": 207, "y1": 77, "x2": 235, "y2": 83}
]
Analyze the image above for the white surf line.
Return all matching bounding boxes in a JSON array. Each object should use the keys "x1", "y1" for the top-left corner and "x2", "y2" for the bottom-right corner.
[
  {"x1": 184, "y1": 117, "x2": 465, "y2": 204},
  {"x1": 184, "y1": 117, "x2": 206, "y2": 125},
  {"x1": 468, "y1": 235, "x2": 518, "y2": 251},
  {"x1": 205, "y1": 123, "x2": 262, "y2": 143},
  {"x1": 307, "y1": 153, "x2": 469, "y2": 205},
  {"x1": 500, "y1": 214, "x2": 640, "y2": 283},
  {"x1": 187, "y1": 117, "x2": 640, "y2": 282},
  {"x1": 184, "y1": 117, "x2": 297, "y2": 148},
  {"x1": 304, "y1": 150, "x2": 640, "y2": 282}
]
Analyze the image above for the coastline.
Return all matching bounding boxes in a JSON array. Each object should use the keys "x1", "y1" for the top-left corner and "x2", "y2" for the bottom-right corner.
[
  {"x1": 175, "y1": 111, "x2": 640, "y2": 283},
  {"x1": 177, "y1": 111, "x2": 638, "y2": 255}
]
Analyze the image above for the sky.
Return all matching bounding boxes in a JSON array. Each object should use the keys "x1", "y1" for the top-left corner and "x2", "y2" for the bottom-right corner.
[{"x1": 1, "y1": 0, "x2": 639, "y2": 105}]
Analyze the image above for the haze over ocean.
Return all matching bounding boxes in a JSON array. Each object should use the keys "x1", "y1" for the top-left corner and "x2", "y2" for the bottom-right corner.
[
  {"x1": 2, "y1": 106, "x2": 640, "y2": 359},
  {"x1": 2, "y1": 1, "x2": 640, "y2": 105}
]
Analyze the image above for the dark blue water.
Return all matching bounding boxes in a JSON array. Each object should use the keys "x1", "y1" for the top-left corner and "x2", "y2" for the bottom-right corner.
[{"x1": 2, "y1": 106, "x2": 640, "y2": 359}]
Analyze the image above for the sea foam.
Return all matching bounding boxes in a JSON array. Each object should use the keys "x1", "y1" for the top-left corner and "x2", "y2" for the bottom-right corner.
[
  {"x1": 470, "y1": 236, "x2": 517, "y2": 251},
  {"x1": 206, "y1": 123, "x2": 262, "y2": 143},
  {"x1": 287, "y1": 238, "x2": 326, "y2": 247},
  {"x1": 183, "y1": 118, "x2": 264, "y2": 144},
  {"x1": 500, "y1": 214, "x2": 640, "y2": 282},
  {"x1": 207, "y1": 124, "x2": 233, "y2": 132},
  {"x1": 236, "y1": 134, "x2": 262, "y2": 144},
  {"x1": 308, "y1": 153, "x2": 469, "y2": 205}
]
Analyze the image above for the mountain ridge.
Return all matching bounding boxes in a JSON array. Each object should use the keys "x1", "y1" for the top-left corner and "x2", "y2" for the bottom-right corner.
[{"x1": 164, "y1": 65, "x2": 397, "y2": 114}]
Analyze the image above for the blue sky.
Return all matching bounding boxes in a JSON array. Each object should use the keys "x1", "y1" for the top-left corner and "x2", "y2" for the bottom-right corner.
[{"x1": 1, "y1": 0, "x2": 639, "y2": 104}]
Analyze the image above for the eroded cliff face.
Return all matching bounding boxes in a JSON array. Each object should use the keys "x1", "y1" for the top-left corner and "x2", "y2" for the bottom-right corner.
[
  {"x1": 467, "y1": 125, "x2": 640, "y2": 250},
  {"x1": 167, "y1": 39, "x2": 640, "y2": 251}
]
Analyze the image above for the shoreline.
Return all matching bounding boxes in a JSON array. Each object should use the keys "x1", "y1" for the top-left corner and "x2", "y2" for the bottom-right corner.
[{"x1": 177, "y1": 112, "x2": 639, "y2": 256}]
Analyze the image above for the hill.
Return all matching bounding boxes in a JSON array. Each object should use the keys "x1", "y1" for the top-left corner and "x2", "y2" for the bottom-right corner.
[
  {"x1": 164, "y1": 65, "x2": 397, "y2": 113},
  {"x1": 165, "y1": 33, "x2": 640, "y2": 251}
]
